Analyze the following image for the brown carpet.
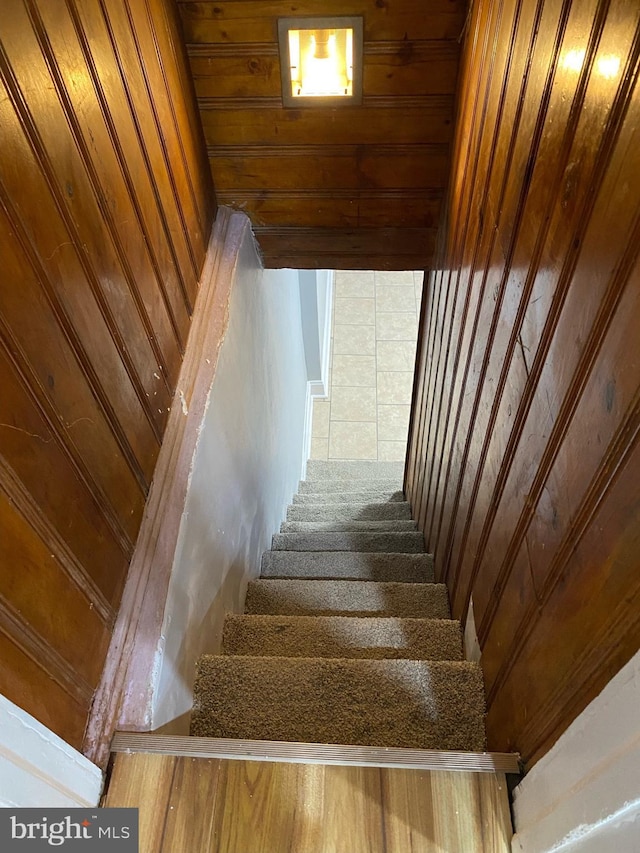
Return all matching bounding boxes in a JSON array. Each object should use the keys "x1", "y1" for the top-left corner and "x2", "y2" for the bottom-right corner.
[
  {"x1": 280, "y1": 519, "x2": 418, "y2": 533},
  {"x1": 244, "y1": 579, "x2": 450, "y2": 618},
  {"x1": 191, "y1": 459, "x2": 486, "y2": 752},
  {"x1": 286, "y1": 501, "x2": 413, "y2": 521},
  {"x1": 271, "y1": 531, "x2": 425, "y2": 553},
  {"x1": 293, "y1": 489, "x2": 405, "y2": 503},
  {"x1": 191, "y1": 656, "x2": 486, "y2": 751},
  {"x1": 260, "y1": 550, "x2": 434, "y2": 582},
  {"x1": 223, "y1": 615, "x2": 463, "y2": 660}
]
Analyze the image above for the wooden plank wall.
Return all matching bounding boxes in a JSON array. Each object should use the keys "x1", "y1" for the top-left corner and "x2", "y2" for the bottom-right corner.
[
  {"x1": 406, "y1": 0, "x2": 640, "y2": 769},
  {"x1": 178, "y1": 0, "x2": 466, "y2": 269},
  {"x1": 0, "y1": 0, "x2": 214, "y2": 750}
]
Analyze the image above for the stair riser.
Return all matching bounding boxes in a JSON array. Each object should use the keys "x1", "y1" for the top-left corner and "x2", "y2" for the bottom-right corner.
[
  {"x1": 280, "y1": 520, "x2": 417, "y2": 534},
  {"x1": 223, "y1": 615, "x2": 463, "y2": 661},
  {"x1": 260, "y1": 551, "x2": 434, "y2": 583},
  {"x1": 305, "y1": 460, "x2": 404, "y2": 481},
  {"x1": 245, "y1": 580, "x2": 449, "y2": 618},
  {"x1": 286, "y1": 503, "x2": 412, "y2": 521},
  {"x1": 293, "y1": 491, "x2": 405, "y2": 505},
  {"x1": 272, "y1": 531, "x2": 425, "y2": 553},
  {"x1": 298, "y1": 479, "x2": 402, "y2": 494}
]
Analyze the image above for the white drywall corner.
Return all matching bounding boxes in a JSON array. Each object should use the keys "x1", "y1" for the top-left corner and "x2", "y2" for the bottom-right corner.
[
  {"x1": 0, "y1": 694, "x2": 103, "y2": 807},
  {"x1": 300, "y1": 269, "x2": 334, "y2": 477},
  {"x1": 511, "y1": 647, "x2": 640, "y2": 852}
]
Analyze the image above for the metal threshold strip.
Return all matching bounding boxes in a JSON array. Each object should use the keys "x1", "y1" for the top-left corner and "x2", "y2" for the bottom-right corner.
[{"x1": 111, "y1": 733, "x2": 521, "y2": 774}]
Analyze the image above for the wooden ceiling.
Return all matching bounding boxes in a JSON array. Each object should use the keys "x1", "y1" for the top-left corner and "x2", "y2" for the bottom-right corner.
[{"x1": 177, "y1": 0, "x2": 465, "y2": 269}]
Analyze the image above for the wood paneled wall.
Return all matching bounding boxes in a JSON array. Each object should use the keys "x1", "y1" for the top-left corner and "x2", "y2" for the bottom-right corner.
[
  {"x1": 0, "y1": 0, "x2": 214, "y2": 750},
  {"x1": 178, "y1": 0, "x2": 465, "y2": 269},
  {"x1": 406, "y1": 0, "x2": 640, "y2": 769}
]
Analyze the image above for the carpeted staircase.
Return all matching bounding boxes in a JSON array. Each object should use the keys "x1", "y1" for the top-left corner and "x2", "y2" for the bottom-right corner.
[{"x1": 191, "y1": 460, "x2": 486, "y2": 752}]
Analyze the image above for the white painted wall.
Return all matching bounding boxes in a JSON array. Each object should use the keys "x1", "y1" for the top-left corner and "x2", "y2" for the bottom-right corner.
[
  {"x1": 0, "y1": 695, "x2": 102, "y2": 807},
  {"x1": 299, "y1": 269, "x2": 333, "y2": 476},
  {"x1": 511, "y1": 647, "x2": 640, "y2": 852},
  {"x1": 151, "y1": 230, "x2": 309, "y2": 731},
  {"x1": 299, "y1": 269, "x2": 333, "y2": 392}
]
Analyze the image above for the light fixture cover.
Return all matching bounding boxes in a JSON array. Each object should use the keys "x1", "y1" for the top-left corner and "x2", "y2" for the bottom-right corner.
[{"x1": 278, "y1": 17, "x2": 363, "y2": 107}]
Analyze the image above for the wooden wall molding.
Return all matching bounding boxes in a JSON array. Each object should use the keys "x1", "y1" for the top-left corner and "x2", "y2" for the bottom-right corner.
[
  {"x1": 0, "y1": 456, "x2": 113, "y2": 625},
  {"x1": 218, "y1": 188, "x2": 443, "y2": 201},
  {"x1": 0, "y1": 309, "x2": 138, "y2": 555},
  {"x1": 208, "y1": 142, "x2": 450, "y2": 158},
  {"x1": 188, "y1": 41, "x2": 278, "y2": 57},
  {"x1": 187, "y1": 40, "x2": 459, "y2": 59},
  {"x1": 84, "y1": 208, "x2": 249, "y2": 769},
  {"x1": 198, "y1": 94, "x2": 453, "y2": 110},
  {"x1": 0, "y1": 596, "x2": 93, "y2": 707}
]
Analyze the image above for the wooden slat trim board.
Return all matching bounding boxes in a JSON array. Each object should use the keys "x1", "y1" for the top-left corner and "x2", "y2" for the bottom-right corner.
[{"x1": 111, "y1": 732, "x2": 521, "y2": 774}]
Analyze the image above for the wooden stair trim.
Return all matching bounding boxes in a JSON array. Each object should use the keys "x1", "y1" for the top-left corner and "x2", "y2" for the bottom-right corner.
[
  {"x1": 111, "y1": 732, "x2": 521, "y2": 774},
  {"x1": 82, "y1": 208, "x2": 251, "y2": 769}
]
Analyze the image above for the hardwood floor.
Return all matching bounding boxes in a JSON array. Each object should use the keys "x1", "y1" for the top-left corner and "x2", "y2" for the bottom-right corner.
[{"x1": 104, "y1": 752, "x2": 512, "y2": 852}]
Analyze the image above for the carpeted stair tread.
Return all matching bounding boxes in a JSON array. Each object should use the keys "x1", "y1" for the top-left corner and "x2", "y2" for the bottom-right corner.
[
  {"x1": 298, "y1": 479, "x2": 403, "y2": 495},
  {"x1": 286, "y1": 502, "x2": 412, "y2": 522},
  {"x1": 305, "y1": 460, "x2": 405, "y2": 481},
  {"x1": 272, "y1": 531, "x2": 425, "y2": 553},
  {"x1": 280, "y1": 519, "x2": 418, "y2": 534},
  {"x1": 191, "y1": 656, "x2": 486, "y2": 751},
  {"x1": 260, "y1": 551, "x2": 434, "y2": 582},
  {"x1": 223, "y1": 614, "x2": 463, "y2": 660},
  {"x1": 293, "y1": 490, "x2": 405, "y2": 505},
  {"x1": 245, "y1": 579, "x2": 449, "y2": 618}
]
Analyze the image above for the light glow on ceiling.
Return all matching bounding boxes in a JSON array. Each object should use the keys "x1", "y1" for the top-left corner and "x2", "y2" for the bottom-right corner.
[{"x1": 278, "y1": 17, "x2": 363, "y2": 107}]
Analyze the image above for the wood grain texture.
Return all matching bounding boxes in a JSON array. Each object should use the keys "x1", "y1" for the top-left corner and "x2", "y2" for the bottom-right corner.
[
  {"x1": 179, "y1": 0, "x2": 464, "y2": 269},
  {"x1": 405, "y1": 0, "x2": 640, "y2": 769},
  {"x1": 254, "y1": 226, "x2": 437, "y2": 270},
  {"x1": 0, "y1": 0, "x2": 214, "y2": 750},
  {"x1": 104, "y1": 752, "x2": 513, "y2": 852}
]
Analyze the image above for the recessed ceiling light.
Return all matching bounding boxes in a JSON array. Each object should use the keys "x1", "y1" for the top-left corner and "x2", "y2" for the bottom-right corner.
[{"x1": 278, "y1": 17, "x2": 364, "y2": 107}]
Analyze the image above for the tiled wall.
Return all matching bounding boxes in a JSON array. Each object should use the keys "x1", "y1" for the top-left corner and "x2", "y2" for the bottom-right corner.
[{"x1": 310, "y1": 270, "x2": 423, "y2": 461}]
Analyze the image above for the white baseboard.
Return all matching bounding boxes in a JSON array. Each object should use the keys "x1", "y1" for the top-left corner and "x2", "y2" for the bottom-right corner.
[
  {"x1": 512, "y1": 648, "x2": 640, "y2": 852},
  {"x1": 0, "y1": 695, "x2": 102, "y2": 807}
]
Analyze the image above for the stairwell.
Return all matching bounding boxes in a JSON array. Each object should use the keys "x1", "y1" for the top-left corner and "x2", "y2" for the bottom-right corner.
[{"x1": 191, "y1": 459, "x2": 487, "y2": 752}]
